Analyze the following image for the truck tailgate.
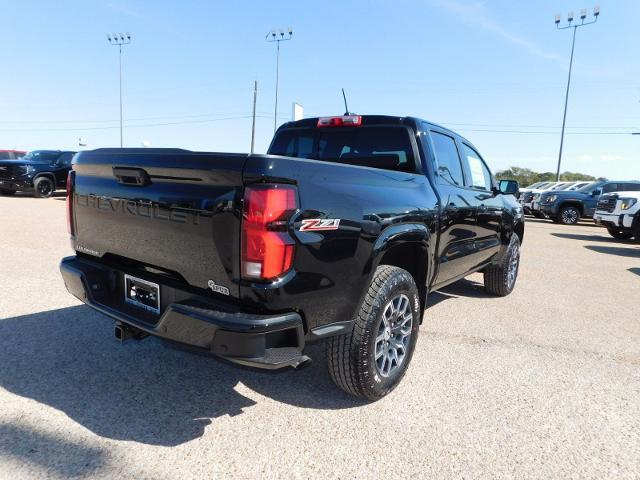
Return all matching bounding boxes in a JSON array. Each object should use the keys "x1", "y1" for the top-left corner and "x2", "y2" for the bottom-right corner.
[{"x1": 71, "y1": 149, "x2": 246, "y2": 298}]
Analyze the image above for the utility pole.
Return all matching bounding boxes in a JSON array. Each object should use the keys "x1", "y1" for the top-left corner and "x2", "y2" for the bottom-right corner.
[
  {"x1": 266, "y1": 27, "x2": 293, "y2": 133},
  {"x1": 554, "y1": 7, "x2": 599, "y2": 181},
  {"x1": 107, "y1": 33, "x2": 132, "y2": 148},
  {"x1": 251, "y1": 80, "x2": 258, "y2": 154}
]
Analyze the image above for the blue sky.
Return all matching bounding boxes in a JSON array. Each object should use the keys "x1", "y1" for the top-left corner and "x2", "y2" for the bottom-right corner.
[{"x1": 1, "y1": 0, "x2": 638, "y2": 179}]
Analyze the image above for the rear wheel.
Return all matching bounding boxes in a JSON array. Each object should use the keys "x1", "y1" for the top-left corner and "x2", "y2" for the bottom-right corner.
[
  {"x1": 607, "y1": 228, "x2": 633, "y2": 240},
  {"x1": 558, "y1": 205, "x2": 580, "y2": 225},
  {"x1": 0, "y1": 189, "x2": 16, "y2": 196},
  {"x1": 484, "y1": 234, "x2": 520, "y2": 297},
  {"x1": 326, "y1": 265, "x2": 420, "y2": 401},
  {"x1": 34, "y1": 177, "x2": 55, "y2": 198}
]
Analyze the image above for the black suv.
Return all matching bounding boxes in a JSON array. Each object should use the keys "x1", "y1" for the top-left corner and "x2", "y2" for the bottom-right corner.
[
  {"x1": 0, "y1": 150, "x2": 76, "y2": 198},
  {"x1": 538, "y1": 180, "x2": 640, "y2": 224}
]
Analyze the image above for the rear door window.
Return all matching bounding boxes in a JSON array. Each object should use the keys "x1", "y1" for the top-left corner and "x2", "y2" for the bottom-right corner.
[
  {"x1": 58, "y1": 152, "x2": 74, "y2": 165},
  {"x1": 429, "y1": 131, "x2": 464, "y2": 186},
  {"x1": 623, "y1": 183, "x2": 640, "y2": 191}
]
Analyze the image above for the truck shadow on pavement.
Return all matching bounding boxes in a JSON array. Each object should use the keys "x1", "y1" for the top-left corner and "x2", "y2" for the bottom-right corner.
[
  {"x1": 428, "y1": 278, "x2": 490, "y2": 308},
  {"x1": 0, "y1": 422, "x2": 107, "y2": 478},
  {"x1": 0, "y1": 305, "x2": 365, "y2": 448},
  {"x1": 552, "y1": 232, "x2": 634, "y2": 244},
  {"x1": 584, "y1": 245, "x2": 640, "y2": 258}
]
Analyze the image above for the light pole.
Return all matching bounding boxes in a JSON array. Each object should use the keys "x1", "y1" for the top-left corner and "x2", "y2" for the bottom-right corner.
[
  {"x1": 266, "y1": 28, "x2": 293, "y2": 133},
  {"x1": 107, "y1": 32, "x2": 132, "y2": 148},
  {"x1": 554, "y1": 7, "x2": 599, "y2": 181}
]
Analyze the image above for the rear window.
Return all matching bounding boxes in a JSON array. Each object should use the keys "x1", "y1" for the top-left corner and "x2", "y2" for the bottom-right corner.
[{"x1": 269, "y1": 127, "x2": 415, "y2": 172}]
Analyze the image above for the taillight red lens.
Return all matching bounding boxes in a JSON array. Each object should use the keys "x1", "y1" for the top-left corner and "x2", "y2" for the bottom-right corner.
[
  {"x1": 66, "y1": 170, "x2": 75, "y2": 235},
  {"x1": 242, "y1": 185, "x2": 297, "y2": 280}
]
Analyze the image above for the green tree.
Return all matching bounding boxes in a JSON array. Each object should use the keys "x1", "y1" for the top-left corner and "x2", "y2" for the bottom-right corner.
[{"x1": 495, "y1": 166, "x2": 600, "y2": 187}]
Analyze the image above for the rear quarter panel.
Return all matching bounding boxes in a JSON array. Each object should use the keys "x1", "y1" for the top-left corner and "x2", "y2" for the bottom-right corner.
[{"x1": 242, "y1": 154, "x2": 438, "y2": 332}]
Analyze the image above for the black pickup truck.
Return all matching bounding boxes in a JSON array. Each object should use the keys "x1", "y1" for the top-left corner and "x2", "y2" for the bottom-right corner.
[
  {"x1": 60, "y1": 115, "x2": 524, "y2": 400},
  {"x1": 0, "y1": 150, "x2": 76, "y2": 198}
]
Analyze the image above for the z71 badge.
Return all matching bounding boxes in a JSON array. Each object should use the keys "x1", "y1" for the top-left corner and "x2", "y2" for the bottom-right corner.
[{"x1": 299, "y1": 218, "x2": 341, "y2": 232}]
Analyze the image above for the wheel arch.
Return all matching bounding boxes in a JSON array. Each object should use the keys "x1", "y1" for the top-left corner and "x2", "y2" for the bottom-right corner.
[
  {"x1": 33, "y1": 172, "x2": 57, "y2": 184},
  {"x1": 370, "y1": 223, "x2": 431, "y2": 320},
  {"x1": 559, "y1": 200, "x2": 584, "y2": 216},
  {"x1": 514, "y1": 220, "x2": 524, "y2": 245}
]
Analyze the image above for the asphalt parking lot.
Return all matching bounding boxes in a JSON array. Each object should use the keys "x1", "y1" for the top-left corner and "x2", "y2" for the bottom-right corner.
[{"x1": 1, "y1": 194, "x2": 639, "y2": 479}]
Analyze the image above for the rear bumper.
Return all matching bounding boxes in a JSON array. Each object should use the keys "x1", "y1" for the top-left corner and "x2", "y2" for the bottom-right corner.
[{"x1": 60, "y1": 256, "x2": 309, "y2": 370}]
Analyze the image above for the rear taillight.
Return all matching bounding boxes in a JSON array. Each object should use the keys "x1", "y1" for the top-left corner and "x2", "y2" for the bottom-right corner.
[
  {"x1": 317, "y1": 115, "x2": 362, "y2": 128},
  {"x1": 66, "y1": 170, "x2": 75, "y2": 236},
  {"x1": 241, "y1": 185, "x2": 297, "y2": 280}
]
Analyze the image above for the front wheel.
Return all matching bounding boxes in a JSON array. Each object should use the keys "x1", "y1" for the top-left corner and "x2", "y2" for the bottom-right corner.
[
  {"x1": 484, "y1": 234, "x2": 521, "y2": 296},
  {"x1": 326, "y1": 265, "x2": 420, "y2": 401},
  {"x1": 558, "y1": 205, "x2": 580, "y2": 225},
  {"x1": 607, "y1": 228, "x2": 633, "y2": 240},
  {"x1": 34, "y1": 177, "x2": 55, "y2": 198}
]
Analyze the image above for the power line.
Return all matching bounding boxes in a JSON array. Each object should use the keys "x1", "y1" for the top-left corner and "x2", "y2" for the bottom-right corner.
[
  {"x1": 454, "y1": 128, "x2": 634, "y2": 135},
  {"x1": 0, "y1": 111, "x2": 276, "y2": 124},
  {"x1": 0, "y1": 115, "x2": 282, "y2": 133}
]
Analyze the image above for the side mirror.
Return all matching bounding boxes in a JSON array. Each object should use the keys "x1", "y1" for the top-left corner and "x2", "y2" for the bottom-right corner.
[
  {"x1": 591, "y1": 189, "x2": 601, "y2": 197},
  {"x1": 498, "y1": 179, "x2": 519, "y2": 196}
]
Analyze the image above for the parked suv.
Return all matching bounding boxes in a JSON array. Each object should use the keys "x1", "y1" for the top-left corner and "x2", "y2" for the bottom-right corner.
[
  {"x1": 0, "y1": 150, "x2": 76, "y2": 198},
  {"x1": 538, "y1": 180, "x2": 640, "y2": 225},
  {"x1": 594, "y1": 190, "x2": 640, "y2": 241}
]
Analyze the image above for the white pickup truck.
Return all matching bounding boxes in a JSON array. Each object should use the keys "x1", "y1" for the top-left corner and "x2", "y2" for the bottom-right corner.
[{"x1": 594, "y1": 191, "x2": 640, "y2": 241}]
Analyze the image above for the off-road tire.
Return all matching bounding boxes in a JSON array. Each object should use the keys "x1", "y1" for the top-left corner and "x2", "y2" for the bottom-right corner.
[
  {"x1": 34, "y1": 177, "x2": 54, "y2": 198},
  {"x1": 484, "y1": 234, "x2": 521, "y2": 296},
  {"x1": 558, "y1": 205, "x2": 580, "y2": 225},
  {"x1": 607, "y1": 228, "x2": 633, "y2": 240},
  {"x1": 326, "y1": 265, "x2": 420, "y2": 401}
]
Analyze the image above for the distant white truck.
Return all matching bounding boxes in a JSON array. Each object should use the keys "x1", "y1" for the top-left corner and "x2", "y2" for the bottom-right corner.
[{"x1": 594, "y1": 191, "x2": 640, "y2": 241}]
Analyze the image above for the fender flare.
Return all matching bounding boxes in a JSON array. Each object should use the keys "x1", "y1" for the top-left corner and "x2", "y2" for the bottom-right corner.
[
  {"x1": 365, "y1": 223, "x2": 432, "y2": 315},
  {"x1": 492, "y1": 216, "x2": 524, "y2": 263},
  {"x1": 33, "y1": 172, "x2": 57, "y2": 186}
]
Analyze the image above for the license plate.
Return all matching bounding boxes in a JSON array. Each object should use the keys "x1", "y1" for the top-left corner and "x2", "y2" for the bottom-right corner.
[{"x1": 124, "y1": 274, "x2": 160, "y2": 314}]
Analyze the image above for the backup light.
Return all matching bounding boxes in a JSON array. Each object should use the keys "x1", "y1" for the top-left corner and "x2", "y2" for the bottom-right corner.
[{"x1": 317, "y1": 115, "x2": 362, "y2": 128}]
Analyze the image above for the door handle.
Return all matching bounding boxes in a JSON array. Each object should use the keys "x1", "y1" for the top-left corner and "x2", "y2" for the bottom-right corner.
[{"x1": 113, "y1": 167, "x2": 150, "y2": 186}]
